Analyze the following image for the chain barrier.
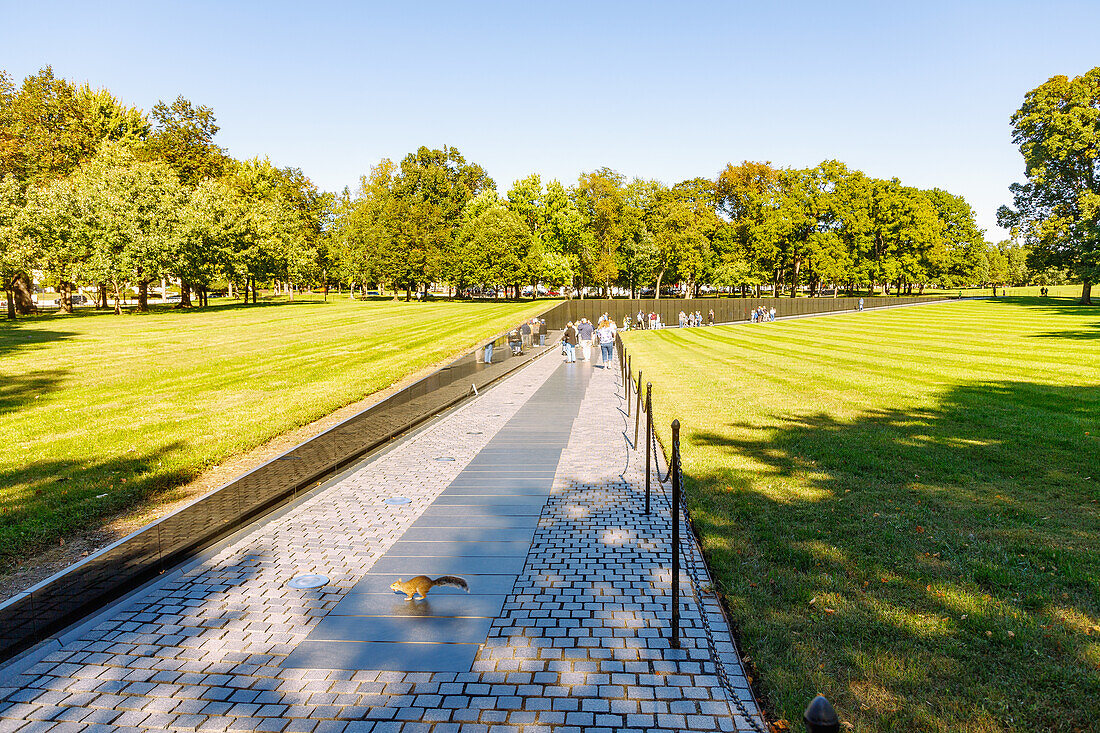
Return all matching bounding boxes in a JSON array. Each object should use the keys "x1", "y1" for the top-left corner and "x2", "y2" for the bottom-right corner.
[{"x1": 620, "y1": 344, "x2": 768, "y2": 733}]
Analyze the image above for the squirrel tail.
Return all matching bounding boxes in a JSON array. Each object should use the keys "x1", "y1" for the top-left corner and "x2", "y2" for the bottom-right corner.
[{"x1": 431, "y1": 576, "x2": 469, "y2": 592}]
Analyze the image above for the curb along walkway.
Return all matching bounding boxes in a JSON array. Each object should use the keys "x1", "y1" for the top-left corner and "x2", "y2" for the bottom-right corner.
[{"x1": 0, "y1": 349, "x2": 763, "y2": 732}]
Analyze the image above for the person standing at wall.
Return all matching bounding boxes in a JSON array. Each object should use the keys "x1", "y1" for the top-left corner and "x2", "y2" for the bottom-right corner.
[
  {"x1": 520, "y1": 319, "x2": 532, "y2": 350},
  {"x1": 708, "y1": 309, "x2": 715, "y2": 325},
  {"x1": 563, "y1": 321, "x2": 578, "y2": 363},
  {"x1": 858, "y1": 297, "x2": 864, "y2": 312},
  {"x1": 538, "y1": 318, "x2": 546, "y2": 346},
  {"x1": 577, "y1": 318, "x2": 595, "y2": 361},
  {"x1": 596, "y1": 317, "x2": 617, "y2": 368}
]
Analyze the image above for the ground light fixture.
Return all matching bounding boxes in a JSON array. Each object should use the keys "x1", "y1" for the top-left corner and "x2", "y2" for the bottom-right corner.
[{"x1": 286, "y1": 574, "x2": 329, "y2": 589}]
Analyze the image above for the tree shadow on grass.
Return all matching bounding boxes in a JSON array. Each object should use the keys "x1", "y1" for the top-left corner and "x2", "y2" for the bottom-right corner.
[
  {"x1": 685, "y1": 380, "x2": 1100, "y2": 732},
  {"x1": 0, "y1": 442, "x2": 193, "y2": 571},
  {"x1": 0, "y1": 326, "x2": 77, "y2": 358},
  {"x1": 0, "y1": 370, "x2": 69, "y2": 415}
]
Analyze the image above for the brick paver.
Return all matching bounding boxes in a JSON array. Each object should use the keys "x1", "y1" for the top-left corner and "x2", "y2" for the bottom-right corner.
[{"x1": 1, "y1": 349, "x2": 765, "y2": 731}]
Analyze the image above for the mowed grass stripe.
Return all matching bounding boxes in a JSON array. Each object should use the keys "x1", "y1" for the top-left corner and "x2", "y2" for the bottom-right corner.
[
  {"x1": 1, "y1": 297, "x2": 547, "y2": 564},
  {"x1": 623, "y1": 296, "x2": 1100, "y2": 733}
]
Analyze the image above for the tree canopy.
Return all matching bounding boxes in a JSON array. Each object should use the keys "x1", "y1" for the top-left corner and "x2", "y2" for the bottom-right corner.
[{"x1": 998, "y1": 66, "x2": 1100, "y2": 304}]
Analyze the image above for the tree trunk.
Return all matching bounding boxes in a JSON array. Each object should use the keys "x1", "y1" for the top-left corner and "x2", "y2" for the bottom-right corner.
[
  {"x1": 138, "y1": 280, "x2": 150, "y2": 312},
  {"x1": 227, "y1": 280, "x2": 234, "y2": 299},
  {"x1": 654, "y1": 269, "x2": 665, "y2": 300},
  {"x1": 1082, "y1": 280, "x2": 1093, "y2": 305},
  {"x1": 58, "y1": 281, "x2": 73, "y2": 314},
  {"x1": 288, "y1": 280, "x2": 295, "y2": 302},
  {"x1": 405, "y1": 285, "x2": 411, "y2": 302},
  {"x1": 5, "y1": 286, "x2": 14, "y2": 320},
  {"x1": 97, "y1": 283, "x2": 107, "y2": 309},
  {"x1": 112, "y1": 284, "x2": 122, "y2": 315},
  {"x1": 13, "y1": 273, "x2": 36, "y2": 314},
  {"x1": 252, "y1": 277, "x2": 258, "y2": 304},
  {"x1": 180, "y1": 279, "x2": 192, "y2": 308}
]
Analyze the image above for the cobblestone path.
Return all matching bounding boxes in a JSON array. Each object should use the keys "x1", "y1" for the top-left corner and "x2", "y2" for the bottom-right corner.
[{"x1": 0, "y1": 349, "x2": 765, "y2": 732}]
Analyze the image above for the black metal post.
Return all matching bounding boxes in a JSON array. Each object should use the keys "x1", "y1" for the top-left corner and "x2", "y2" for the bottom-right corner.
[
  {"x1": 625, "y1": 354, "x2": 631, "y2": 416},
  {"x1": 633, "y1": 371, "x2": 642, "y2": 447},
  {"x1": 645, "y1": 383, "x2": 652, "y2": 515},
  {"x1": 803, "y1": 695, "x2": 840, "y2": 733},
  {"x1": 671, "y1": 418, "x2": 680, "y2": 648}
]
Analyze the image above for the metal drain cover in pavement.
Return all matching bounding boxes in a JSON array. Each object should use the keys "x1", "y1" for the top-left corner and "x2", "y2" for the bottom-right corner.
[
  {"x1": 384, "y1": 496, "x2": 412, "y2": 506},
  {"x1": 467, "y1": 431, "x2": 483, "y2": 435},
  {"x1": 287, "y1": 574, "x2": 329, "y2": 589},
  {"x1": 434, "y1": 456, "x2": 455, "y2": 462}
]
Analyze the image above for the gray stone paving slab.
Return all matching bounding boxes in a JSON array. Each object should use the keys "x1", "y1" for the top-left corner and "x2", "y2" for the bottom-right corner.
[
  {"x1": 385, "y1": 542, "x2": 532, "y2": 558},
  {"x1": 309, "y1": 617, "x2": 493, "y2": 644},
  {"x1": 330, "y1": 595, "x2": 508, "y2": 618},
  {"x1": 407, "y1": 516, "x2": 539, "y2": 530},
  {"x1": 437, "y1": 487, "x2": 551, "y2": 497},
  {"x1": 283, "y1": 642, "x2": 481, "y2": 672},
  {"x1": 365, "y1": 557, "x2": 526, "y2": 576},
  {"x1": 394, "y1": 528, "x2": 535, "y2": 543}
]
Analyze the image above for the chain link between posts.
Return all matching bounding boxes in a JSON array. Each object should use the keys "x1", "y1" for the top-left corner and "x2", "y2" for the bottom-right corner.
[{"x1": 621, "y1": 350, "x2": 768, "y2": 733}]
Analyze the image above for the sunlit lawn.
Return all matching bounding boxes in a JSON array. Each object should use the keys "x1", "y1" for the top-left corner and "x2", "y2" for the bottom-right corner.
[
  {"x1": 1, "y1": 296, "x2": 547, "y2": 567},
  {"x1": 623, "y1": 297, "x2": 1099, "y2": 732}
]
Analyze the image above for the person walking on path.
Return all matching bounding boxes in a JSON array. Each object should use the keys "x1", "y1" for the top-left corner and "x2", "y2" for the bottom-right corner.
[
  {"x1": 577, "y1": 318, "x2": 595, "y2": 361},
  {"x1": 708, "y1": 309, "x2": 714, "y2": 325},
  {"x1": 858, "y1": 297, "x2": 864, "y2": 312},
  {"x1": 563, "y1": 321, "x2": 578, "y2": 363},
  {"x1": 520, "y1": 320, "x2": 532, "y2": 350},
  {"x1": 769, "y1": 307, "x2": 776, "y2": 322},
  {"x1": 538, "y1": 318, "x2": 546, "y2": 346},
  {"x1": 596, "y1": 318, "x2": 617, "y2": 368}
]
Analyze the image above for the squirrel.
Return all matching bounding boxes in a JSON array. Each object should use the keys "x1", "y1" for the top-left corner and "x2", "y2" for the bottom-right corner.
[{"x1": 390, "y1": 575, "x2": 469, "y2": 601}]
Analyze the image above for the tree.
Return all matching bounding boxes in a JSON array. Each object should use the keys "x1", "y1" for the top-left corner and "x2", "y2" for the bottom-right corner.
[
  {"x1": 389, "y1": 146, "x2": 493, "y2": 299},
  {"x1": 925, "y1": 188, "x2": 986, "y2": 288},
  {"x1": 64, "y1": 142, "x2": 185, "y2": 313},
  {"x1": 998, "y1": 67, "x2": 1100, "y2": 304},
  {"x1": 0, "y1": 175, "x2": 35, "y2": 319},
  {"x1": 575, "y1": 168, "x2": 628, "y2": 296},
  {"x1": 456, "y1": 198, "x2": 533, "y2": 293},
  {"x1": 143, "y1": 96, "x2": 228, "y2": 186}
]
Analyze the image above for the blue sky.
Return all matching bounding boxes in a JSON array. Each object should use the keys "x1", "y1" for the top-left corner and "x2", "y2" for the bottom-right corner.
[{"x1": 3, "y1": 0, "x2": 1099, "y2": 237}]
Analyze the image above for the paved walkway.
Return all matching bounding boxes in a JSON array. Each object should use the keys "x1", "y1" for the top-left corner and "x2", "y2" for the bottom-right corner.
[{"x1": 0, "y1": 349, "x2": 764, "y2": 732}]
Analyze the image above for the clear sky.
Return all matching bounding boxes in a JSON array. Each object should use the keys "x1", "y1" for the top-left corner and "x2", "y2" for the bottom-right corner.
[{"x1": 3, "y1": 0, "x2": 1098, "y2": 237}]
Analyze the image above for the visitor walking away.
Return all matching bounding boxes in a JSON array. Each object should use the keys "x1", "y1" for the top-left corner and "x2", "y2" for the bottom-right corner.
[
  {"x1": 769, "y1": 307, "x2": 776, "y2": 322},
  {"x1": 858, "y1": 297, "x2": 864, "y2": 312},
  {"x1": 577, "y1": 318, "x2": 595, "y2": 361},
  {"x1": 538, "y1": 318, "x2": 546, "y2": 345},
  {"x1": 596, "y1": 318, "x2": 617, "y2": 368},
  {"x1": 563, "y1": 321, "x2": 579, "y2": 363}
]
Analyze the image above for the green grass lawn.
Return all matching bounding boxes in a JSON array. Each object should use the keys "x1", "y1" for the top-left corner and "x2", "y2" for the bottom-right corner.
[
  {"x1": 1, "y1": 296, "x2": 547, "y2": 567},
  {"x1": 623, "y1": 297, "x2": 1099, "y2": 732}
]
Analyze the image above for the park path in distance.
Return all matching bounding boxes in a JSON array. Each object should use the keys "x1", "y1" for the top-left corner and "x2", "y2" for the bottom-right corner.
[{"x1": 0, "y1": 346, "x2": 762, "y2": 732}]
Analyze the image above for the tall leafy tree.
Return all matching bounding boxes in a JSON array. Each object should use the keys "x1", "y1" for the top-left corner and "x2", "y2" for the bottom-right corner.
[
  {"x1": 143, "y1": 96, "x2": 228, "y2": 186},
  {"x1": 998, "y1": 67, "x2": 1100, "y2": 304},
  {"x1": 0, "y1": 175, "x2": 36, "y2": 319},
  {"x1": 389, "y1": 146, "x2": 493, "y2": 299},
  {"x1": 64, "y1": 142, "x2": 185, "y2": 313}
]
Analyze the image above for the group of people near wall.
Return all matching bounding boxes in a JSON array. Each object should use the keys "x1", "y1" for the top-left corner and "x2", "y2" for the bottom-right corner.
[
  {"x1": 562, "y1": 316, "x2": 617, "y2": 365},
  {"x1": 750, "y1": 307, "x2": 776, "y2": 323},
  {"x1": 678, "y1": 310, "x2": 715, "y2": 328}
]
